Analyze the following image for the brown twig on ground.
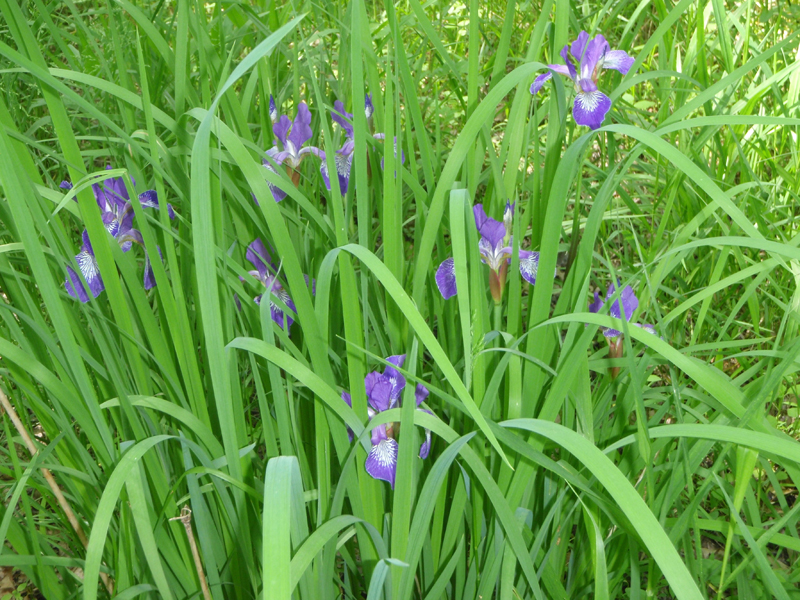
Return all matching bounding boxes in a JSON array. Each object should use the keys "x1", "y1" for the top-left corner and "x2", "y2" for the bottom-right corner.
[
  {"x1": 0, "y1": 385, "x2": 114, "y2": 595},
  {"x1": 170, "y1": 506, "x2": 212, "y2": 600}
]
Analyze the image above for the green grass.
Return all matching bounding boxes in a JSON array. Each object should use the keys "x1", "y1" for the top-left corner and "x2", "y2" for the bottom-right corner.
[{"x1": 0, "y1": 0, "x2": 799, "y2": 598}]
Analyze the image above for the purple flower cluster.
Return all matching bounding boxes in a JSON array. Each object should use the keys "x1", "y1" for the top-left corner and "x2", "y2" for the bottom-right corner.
[
  {"x1": 588, "y1": 282, "x2": 655, "y2": 338},
  {"x1": 61, "y1": 167, "x2": 174, "y2": 302},
  {"x1": 341, "y1": 354, "x2": 433, "y2": 488}
]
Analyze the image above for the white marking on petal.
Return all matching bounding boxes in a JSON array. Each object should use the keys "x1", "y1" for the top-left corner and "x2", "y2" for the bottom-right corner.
[
  {"x1": 77, "y1": 250, "x2": 99, "y2": 284},
  {"x1": 576, "y1": 90, "x2": 604, "y2": 113},
  {"x1": 372, "y1": 439, "x2": 397, "y2": 468}
]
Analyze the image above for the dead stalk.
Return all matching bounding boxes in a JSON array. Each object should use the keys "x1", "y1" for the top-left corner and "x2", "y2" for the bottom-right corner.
[
  {"x1": 170, "y1": 506, "x2": 212, "y2": 600},
  {"x1": 0, "y1": 385, "x2": 114, "y2": 595}
]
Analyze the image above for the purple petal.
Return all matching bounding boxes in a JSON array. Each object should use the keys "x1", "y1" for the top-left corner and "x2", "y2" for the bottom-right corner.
[
  {"x1": 418, "y1": 420, "x2": 432, "y2": 459},
  {"x1": 370, "y1": 422, "x2": 388, "y2": 446},
  {"x1": 603, "y1": 327, "x2": 622, "y2": 338},
  {"x1": 602, "y1": 50, "x2": 634, "y2": 75},
  {"x1": 59, "y1": 180, "x2": 73, "y2": 190},
  {"x1": 573, "y1": 89, "x2": 612, "y2": 130},
  {"x1": 383, "y1": 355, "x2": 406, "y2": 404},
  {"x1": 287, "y1": 103, "x2": 313, "y2": 151},
  {"x1": 531, "y1": 72, "x2": 553, "y2": 95},
  {"x1": 365, "y1": 372, "x2": 393, "y2": 412},
  {"x1": 365, "y1": 93, "x2": 374, "y2": 119},
  {"x1": 570, "y1": 31, "x2": 590, "y2": 63},
  {"x1": 414, "y1": 384, "x2": 429, "y2": 407},
  {"x1": 318, "y1": 155, "x2": 331, "y2": 190},
  {"x1": 435, "y1": 257, "x2": 457, "y2": 299},
  {"x1": 607, "y1": 284, "x2": 639, "y2": 322},
  {"x1": 266, "y1": 283, "x2": 295, "y2": 330},
  {"x1": 518, "y1": 250, "x2": 540, "y2": 285},
  {"x1": 246, "y1": 238, "x2": 272, "y2": 281},
  {"x1": 136, "y1": 190, "x2": 175, "y2": 220},
  {"x1": 65, "y1": 266, "x2": 90, "y2": 302},
  {"x1": 588, "y1": 290, "x2": 604, "y2": 314},
  {"x1": 75, "y1": 244, "x2": 104, "y2": 298},
  {"x1": 269, "y1": 95, "x2": 278, "y2": 122},
  {"x1": 334, "y1": 146, "x2": 354, "y2": 195},
  {"x1": 581, "y1": 34, "x2": 610, "y2": 80},
  {"x1": 273, "y1": 115, "x2": 292, "y2": 146},
  {"x1": 560, "y1": 44, "x2": 577, "y2": 80},
  {"x1": 332, "y1": 100, "x2": 354, "y2": 138},
  {"x1": 143, "y1": 251, "x2": 156, "y2": 290},
  {"x1": 473, "y1": 204, "x2": 506, "y2": 248},
  {"x1": 365, "y1": 438, "x2": 398, "y2": 488}
]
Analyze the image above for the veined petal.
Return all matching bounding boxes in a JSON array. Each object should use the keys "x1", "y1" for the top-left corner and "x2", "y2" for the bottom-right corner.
[
  {"x1": 334, "y1": 149, "x2": 353, "y2": 195},
  {"x1": 143, "y1": 251, "x2": 156, "y2": 290},
  {"x1": 560, "y1": 44, "x2": 577, "y2": 80},
  {"x1": 267, "y1": 284, "x2": 296, "y2": 331},
  {"x1": 573, "y1": 90, "x2": 612, "y2": 130},
  {"x1": 435, "y1": 257, "x2": 457, "y2": 299},
  {"x1": 473, "y1": 204, "x2": 506, "y2": 248},
  {"x1": 602, "y1": 50, "x2": 635, "y2": 75},
  {"x1": 137, "y1": 190, "x2": 175, "y2": 219},
  {"x1": 75, "y1": 245, "x2": 104, "y2": 298},
  {"x1": 365, "y1": 438, "x2": 398, "y2": 488},
  {"x1": 65, "y1": 266, "x2": 90, "y2": 302},
  {"x1": 383, "y1": 355, "x2": 406, "y2": 405},
  {"x1": 414, "y1": 383, "x2": 429, "y2": 407},
  {"x1": 518, "y1": 250, "x2": 540, "y2": 285},
  {"x1": 288, "y1": 103, "x2": 313, "y2": 150},
  {"x1": 530, "y1": 72, "x2": 552, "y2": 95},
  {"x1": 365, "y1": 93, "x2": 374, "y2": 119}
]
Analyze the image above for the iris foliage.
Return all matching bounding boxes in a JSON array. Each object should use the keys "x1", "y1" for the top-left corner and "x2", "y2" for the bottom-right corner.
[{"x1": 0, "y1": 0, "x2": 799, "y2": 598}]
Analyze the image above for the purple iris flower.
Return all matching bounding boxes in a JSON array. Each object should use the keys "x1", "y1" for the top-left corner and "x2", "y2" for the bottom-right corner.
[
  {"x1": 530, "y1": 31, "x2": 635, "y2": 130},
  {"x1": 259, "y1": 101, "x2": 324, "y2": 203},
  {"x1": 435, "y1": 202, "x2": 544, "y2": 303},
  {"x1": 588, "y1": 283, "x2": 656, "y2": 337},
  {"x1": 242, "y1": 238, "x2": 315, "y2": 331},
  {"x1": 341, "y1": 354, "x2": 434, "y2": 489},
  {"x1": 62, "y1": 168, "x2": 174, "y2": 302},
  {"x1": 315, "y1": 97, "x2": 405, "y2": 195}
]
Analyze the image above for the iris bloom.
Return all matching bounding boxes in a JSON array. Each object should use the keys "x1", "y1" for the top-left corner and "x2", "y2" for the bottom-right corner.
[
  {"x1": 61, "y1": 169, "x2": 174, "y2": 302},
  {"x1": 242, "y1": 238, "x2": 314, "y2": 331},
  {"x1": 530, "y1": 31, "x2": 634, "y2": 130},
  {"x1": 316, "y1": 97, "x2": 404, "y2": 195},
  {"x1": 589, "y1": 282, "x2": 655, "y2": 378},
  {"x1": 435, "y1": 202, "x2": 543, "y2": 303},
  {"x1": 341, "y1": 354, "x2": 433, "y2": 488},
  {"x1": 260, "y1": 100, "x2": 323, "y2": 203}
]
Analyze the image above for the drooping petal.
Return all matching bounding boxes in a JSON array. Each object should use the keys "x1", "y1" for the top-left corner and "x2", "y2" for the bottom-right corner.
[
  {"x1": 246, "y1": 238, "x2": 272, "y2": 282},
  {"x1": 365, "y1": 438, "x2": 398, "y2": 488},
  {"x1": 266, "y1": 283, "x2": 295, "y2": 331},
  {"x1": 334, "y1": 143, "x2": 354, "y2": 195},
  {"x1": 435, "y1": 257, "x2": 457, "y2": 299},
  {"x1": 137, "y1": 190, "x2": 176, "y2": 219},
  {"x1": 65, "y1": 266, "x2": 90, "y2": 302},
  {"x1": 573, "y1": 86, "x2": 612, "y2": 130},
  {"x1": 273, "y1": 115, "x2": 292, "y2": 146},
  {"x1": 518, "y1": 250, "x2": 540, "y2": 285},
  {"x1": 332, "y1": 100, "x2": 354, "y2": 138},
  {"x1": 287, "y1": 103, "x2": 313, "y2": 151},
  {"x1": 530, "y1": 72, "x2": 553, "y2": 95},
  {"x1": 602, "y1": 50, "x2": 635, "y2": 75},
  {"x1": 74, "y1": 237, "x2": 104, "y2": 299}
]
